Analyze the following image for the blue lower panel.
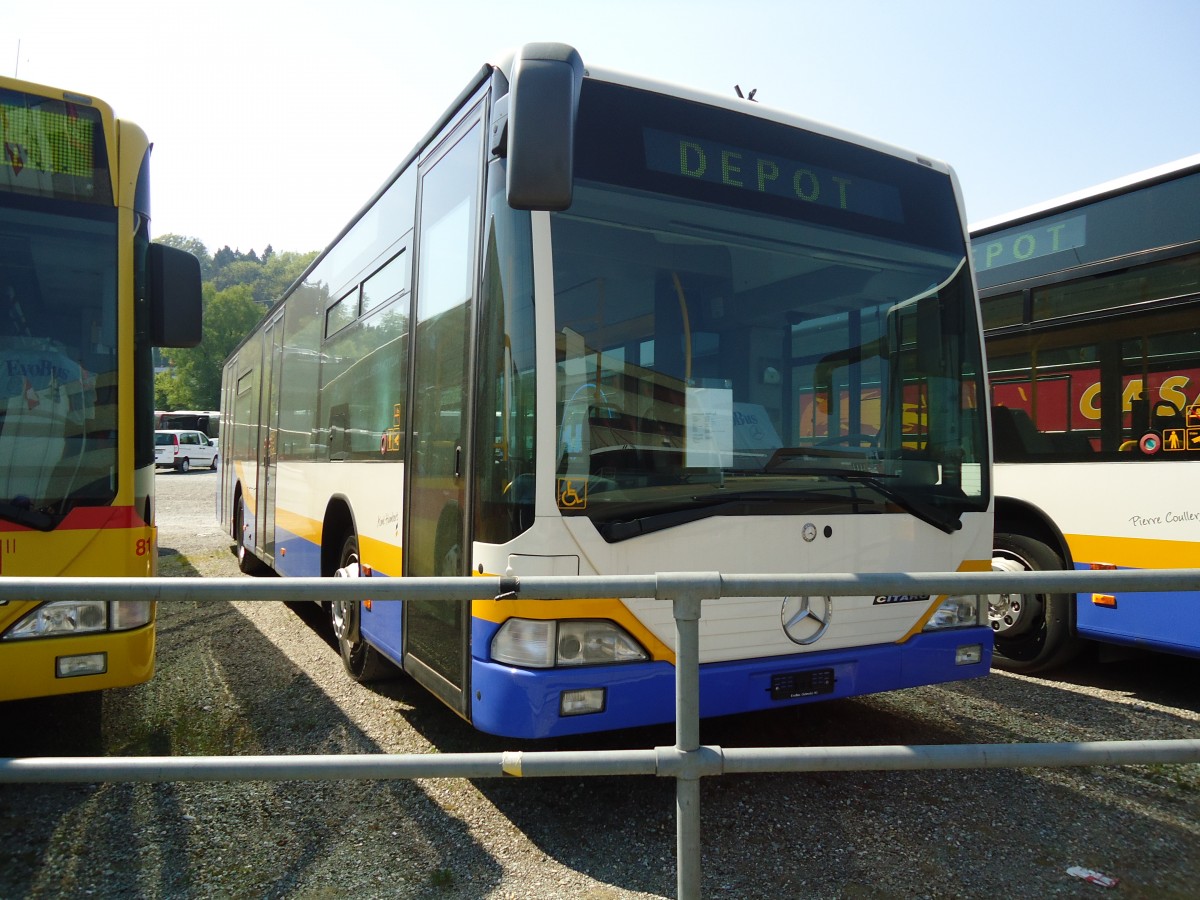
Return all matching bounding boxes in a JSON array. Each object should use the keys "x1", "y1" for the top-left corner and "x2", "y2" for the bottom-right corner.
[
  {"x1": 272, "y1": 525, "x2": 321, "y2": 578},
  {"x1": 468, "y1": 625, "x2": 992, "y2": 739},
  {"x1": 1075, "y1": 566, "x2": 1200, "y2": 658},
  {"x1": 361, "y1": 598, "x2": 404, "y2": 665}
]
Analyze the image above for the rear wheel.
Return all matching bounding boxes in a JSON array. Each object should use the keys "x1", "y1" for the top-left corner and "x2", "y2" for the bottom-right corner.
[
  {"x1": 235, "y1": 495, "x2": 264, "y2": 575},
  {"x1": 989, "y1": 532, "x2": 1081, "y2": 673},
  {"x1": 178, "y1": 458, "x2": 190, "y2": 473},
  {"x1": 331, "y1": 534, "x2": 396, "y2": 682}
]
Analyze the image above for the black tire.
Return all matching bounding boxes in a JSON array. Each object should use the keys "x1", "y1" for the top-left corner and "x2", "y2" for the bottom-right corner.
[
  {"x1": 210, "y1": 454, "x2": 219, "y2": 470},
  {"x1": 331, "y1": 534, "x2": 396, "y2": 682},
  {"x1": 178, "y1": 458, "x2": 190, "y2": 473},
  {"x1": 235, "y1": 495, "x2": 264, "y2": 575},
  {"x1": 989, "y1": 532, "x2": 1081, "y2": 673}
]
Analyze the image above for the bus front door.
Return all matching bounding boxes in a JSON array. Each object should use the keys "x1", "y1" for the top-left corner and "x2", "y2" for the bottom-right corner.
[
  {"x1": 403, "y1": 110, "x2": 484, "y2": 719},
  {"x1": 256, "y1": 314, "x2": 284, "y2": 565}
]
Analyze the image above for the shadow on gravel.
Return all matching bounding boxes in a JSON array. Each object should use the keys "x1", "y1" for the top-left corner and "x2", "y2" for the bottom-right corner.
[
  {"x1": 1035, "y1": 651, "x2": 1200, "y2": 715},
  {"x1": 12, "y1": 572, "x2": 1197, "y2": 899},
  {"x1": 362, "y1": 662, "x2": 1197, "y2": 897},
  {"x1": 0, "y1": 692, "x2": 104, "y2": 758},
  {"x1": 157, "y1": 547, "x2": 203, "y2": 578},
  {"x1": 0, "y1": 593, "x2": 507, "y2": 900},
  {"x1": 276, "y1": 594, "x2": 1200, "y2": 897},
  {"x1": 457, "y1": 699, "x2": 972, "y2": 897},
  {"x1": 456, "y1": 675, "x2": 1199, "y2": 897},
  {"x1": 948, "y1": 654, "x2": 1200, "y2": 733}
]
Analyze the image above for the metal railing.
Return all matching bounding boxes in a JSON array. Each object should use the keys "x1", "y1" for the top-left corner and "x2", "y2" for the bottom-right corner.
[{"x1": 4, "y1": 569, "x2": 1200, "y2": 899}]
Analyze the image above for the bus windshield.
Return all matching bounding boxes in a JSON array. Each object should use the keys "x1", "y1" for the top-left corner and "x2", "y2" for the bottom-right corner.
[
  {"x1": 552, "y1": 81, "x2": 988, "y2": 538},
  {"x1": 0, "y1": 200, "x2": 118, "y2": 524}
]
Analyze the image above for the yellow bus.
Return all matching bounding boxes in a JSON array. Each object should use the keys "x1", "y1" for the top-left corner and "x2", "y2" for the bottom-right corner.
[{"x1": 0, "y1": 76, "x2": 202, "y2": 701}]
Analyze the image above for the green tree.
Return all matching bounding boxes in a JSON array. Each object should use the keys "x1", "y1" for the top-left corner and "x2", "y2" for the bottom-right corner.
[
  {"x1": 212, "y1": 245, "x2": 238, "y2": 270},
  {"x1": 153, "y1": 238, "x2": 317, "y2": 409},
  {"x1": 211, "y1": 258, "x2": 265, "y2": 292},
  {"x1": 158, "y1": 284, "x2": 265, "y2": 409},
  {"x1": 256, "y1": 250, "x2": 317, "y2": 304},
  {"x1": 155, "y1": 233, "x2": 214, "y2": 281}
]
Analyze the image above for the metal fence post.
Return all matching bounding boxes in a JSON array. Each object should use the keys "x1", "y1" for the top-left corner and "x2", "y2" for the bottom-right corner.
[{"x1": 662, "y1": 572, "x2": 721, "y2": 900}]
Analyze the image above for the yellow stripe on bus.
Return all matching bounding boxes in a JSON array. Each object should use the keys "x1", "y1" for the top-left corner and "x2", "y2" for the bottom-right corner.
[
  {"x1": 274, "y1": 506, "x2": 322, "y2": 545},
  {"x1": 471, "y1": 586, "x2": 677, "y2": 664},
  {"x1": 1065, "y1": 533, "x2": 1198, "y2": 570},
  {"x1": 359, "y1": 534, "x2": 403, "y2": 577},
  {"x1": 899, "y1": 559, "x2": 993, "y2": 641}
]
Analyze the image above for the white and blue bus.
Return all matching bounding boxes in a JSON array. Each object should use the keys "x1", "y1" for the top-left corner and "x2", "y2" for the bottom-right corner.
[
  {"x1": 973, "y1": 154, "x2": 1200, "y2": 673},
  {"x1": 220, "y1": 44, "x2": 993, "y2": 738}
]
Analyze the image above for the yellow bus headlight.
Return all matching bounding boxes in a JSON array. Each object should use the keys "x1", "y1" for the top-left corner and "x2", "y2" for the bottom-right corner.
[{"x1": 2, "y1": 600, "x2": 153, "y2": 640}]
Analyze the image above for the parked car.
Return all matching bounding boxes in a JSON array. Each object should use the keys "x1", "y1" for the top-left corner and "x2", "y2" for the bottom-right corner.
[{"x1": 154, "y1": 429, "x2": 218, "y2": 472}]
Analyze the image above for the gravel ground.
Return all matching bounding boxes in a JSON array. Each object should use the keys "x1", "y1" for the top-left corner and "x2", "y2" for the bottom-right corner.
[{"x1": 1, "y1": 468, "x2": 1198, "y2": 898}]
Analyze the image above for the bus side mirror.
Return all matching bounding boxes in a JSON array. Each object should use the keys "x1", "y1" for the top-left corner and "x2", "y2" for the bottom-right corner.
[
  {"x1": 505, "y1": 42, "x2": 584, "y2": 211},
  {"x1": 149, "y1": 243, "x2": 203, "y2": 348}
]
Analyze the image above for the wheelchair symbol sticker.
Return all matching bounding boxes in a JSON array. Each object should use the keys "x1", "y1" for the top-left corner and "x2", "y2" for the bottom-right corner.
[{"x1": 557, "y1": 478, "x2": 587, "y2": 510}]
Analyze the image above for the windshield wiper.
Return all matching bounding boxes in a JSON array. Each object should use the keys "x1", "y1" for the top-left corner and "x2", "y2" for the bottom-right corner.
[
  {"x1": 0, "y1": 500, "x2": 57, "y2": 532},
  {"x1": 591, "y1": 472, "x2": 963, "y2": 542},
  {"x1": 596, "y1": 506, "x2": 713, "y2": 542},
  {"x1": 797, "y1": 468, "x2": 963, "y2": 534},
  {"x1": 592, "y1": 490, "x2": 847, "y2": 542}
]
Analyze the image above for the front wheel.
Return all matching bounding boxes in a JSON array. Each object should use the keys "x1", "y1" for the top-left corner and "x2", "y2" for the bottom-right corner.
[
  {"x1": 331, "y1": 534, "x2": 396, "y2": 682},
  {"x1": 989, "y1": 532, "x2": 1081, "y2": 673}
]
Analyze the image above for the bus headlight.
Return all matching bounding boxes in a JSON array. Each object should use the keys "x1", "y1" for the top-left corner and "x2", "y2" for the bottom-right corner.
[
  {"x1": 923, "y1": 595, "x2": 983, "y2": 631},
  {"x1": 109, "y1": 601, "x2": 154, "y2": 630},
  {"x1": 492, "y1": 618, "x2": 648, "y2": 668},
  {"x1": 2, "y1": 600, "x2": 154, "y2": 640}
]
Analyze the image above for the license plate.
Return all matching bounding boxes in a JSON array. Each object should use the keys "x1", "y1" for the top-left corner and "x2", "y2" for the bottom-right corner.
[{"x1": 769, "y1": 668, "x2": 835, "y2": 700}]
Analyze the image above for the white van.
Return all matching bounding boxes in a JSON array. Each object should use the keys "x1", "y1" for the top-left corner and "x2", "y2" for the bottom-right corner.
[{"x1": 154, "y1": 429, "x2": 218, "y2": 472}]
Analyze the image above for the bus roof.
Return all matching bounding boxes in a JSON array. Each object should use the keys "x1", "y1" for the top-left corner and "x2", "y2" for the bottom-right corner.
[
  {"x1": 577, "y1": 65, "x2": 955, "y2": 178},
  {"x1": 970, "y1": 153, "x2": 1200, "y2": 236},
  {"x1": 266, "y1": 44, "x2": 963, "y2": 328},
  {"x1": 0, "y1": 74, "x2": 115, "y2": 119},
  {"x1": 486, "y1": 46, "x2": 953, "y2": 175}
]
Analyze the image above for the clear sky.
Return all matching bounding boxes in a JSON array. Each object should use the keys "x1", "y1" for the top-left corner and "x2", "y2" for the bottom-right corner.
[{"x1": 9, "y1": 0, "x2": 1200, "y2": 256}]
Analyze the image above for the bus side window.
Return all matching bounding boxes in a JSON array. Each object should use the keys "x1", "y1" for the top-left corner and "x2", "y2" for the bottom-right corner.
[{"x1": 991, "y1": 406, "x2": 1049, "y2": 460}]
